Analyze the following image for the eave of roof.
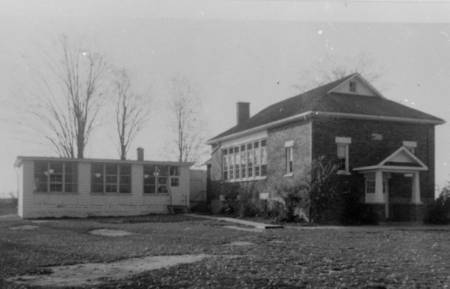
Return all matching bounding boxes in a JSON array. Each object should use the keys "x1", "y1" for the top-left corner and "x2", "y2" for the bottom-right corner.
[{"x1": 14, "y1": 156, "x2": 194, "y2": 168}]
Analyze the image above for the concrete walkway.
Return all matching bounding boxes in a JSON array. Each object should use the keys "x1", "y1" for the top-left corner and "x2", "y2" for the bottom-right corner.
[{"x1": 186, "y1": 214, "x2": 283, "y2": 229}]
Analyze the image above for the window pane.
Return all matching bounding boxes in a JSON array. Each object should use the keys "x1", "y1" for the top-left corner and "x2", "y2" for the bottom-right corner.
[
  {"x1": 158, "y1": 185, "x2": 168, "y2": 194},
  {"x1": 34, "y1": 161, "x2": 48, "y2": 192},
  {"x1": 50, "y1": 174, "x2": 63, "y2": 183},
  {"x1": 92, "y1": 183, "x2": 104, "y2": 193},
  {"x1": 144, "y1": 175, "x2": 155, "y2": 185},
  {"x1": 50, "y1": 183, "x2": 63, "y2": 192},
  {"x1": 35, "y1": 177, "x2": 47, "y2": 192},
  {"x1": 105, "y1": 175, "x2": 117, "y2": 183},
  {"x1": 144, "y1": 165, "x2": 155, "y2": 175},
  {"x1": 65, "y1": 183, "x2": 77, "y2": 193},
  {"x1": 92, "y1": 164, "x2": 103, "y2": 174},
  {"x1": 105, "y1": 164, "x2": 117, "y2": 174},
  {"x1": 144, "y1": 185, "x2": 155, "y2": 194},
  {"x1": 105, "y1": 184, "x2": 117, "y2": 193},
  {"x1": 120, "y1": 165, "x2": 131, "y2": 175},
  {"x1": 261, "y1": 165, "x2": 267, "y2": 176},
  {"x1": 49, "y1": 162, "x2": 63, "y2": 173},
  {"x1": 171, "y1": 177, "x2": 179, "y2": 187},
  {"x1": 120, "y1": 175, "x2": 131, "y2": 185},
  {"x1": 158, "y1": 177, "x2": 167, "y2": 185},
  {"x1": 158, "y1": 166, "x2": 169, "y2": 176},
  {"x1": 170, "y1": 166, "x2": 179, "y2": 176},
  {"x1": 119, "y1": 184, "x2": 131, "y2": 193},
  {"x1": 35, "y1": 161, "x2": 48, "y2": 173}
]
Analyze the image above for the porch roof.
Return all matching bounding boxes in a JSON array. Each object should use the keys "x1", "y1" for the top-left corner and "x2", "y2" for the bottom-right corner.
[{"x1": 353, "y1": 146, "x2": 428, "y2": 172}]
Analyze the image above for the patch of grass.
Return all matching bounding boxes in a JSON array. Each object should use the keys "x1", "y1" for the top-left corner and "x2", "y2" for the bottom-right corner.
[
  {"x1": 0, "y1": 199, "x2": 17, "y2": 216},
  {"x1": 1, "y1": 216, "x2": 450, "y2": 288}
]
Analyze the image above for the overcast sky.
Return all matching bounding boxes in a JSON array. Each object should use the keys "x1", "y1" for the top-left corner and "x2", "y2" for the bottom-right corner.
[{"x1": 1, "y1": 0, "x2": 450, "y2": 197}]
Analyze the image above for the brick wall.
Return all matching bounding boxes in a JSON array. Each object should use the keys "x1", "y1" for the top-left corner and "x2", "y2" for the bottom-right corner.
[
  {"x1": 266, "y1": 120, "x2": 312, "y2": 187},
  {"x1": 311, "y1": 117, "x2": 436, "y2": 203}
]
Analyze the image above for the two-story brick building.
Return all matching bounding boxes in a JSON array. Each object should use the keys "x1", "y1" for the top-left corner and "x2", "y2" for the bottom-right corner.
[{"x1": 207, "y1": 73, "x2": 445, "y2": 222}]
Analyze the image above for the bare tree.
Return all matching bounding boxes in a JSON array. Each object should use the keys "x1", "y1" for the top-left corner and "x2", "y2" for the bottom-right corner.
[
  {"x1": 169, "y1": 76, "x2": 206, "y2": 163},
  {"x1": 32, "y1": 36, "x2": 107, "y2": 158},
  {"x1": 294, "y1": 52, "x2": 387, "y2": 92},
  {"x1": 113, "y1": 69, "x2": 149, "y2": 160}
]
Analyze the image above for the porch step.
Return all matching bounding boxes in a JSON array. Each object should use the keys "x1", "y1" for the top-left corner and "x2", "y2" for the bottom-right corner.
[{"x1": 168, "y1": 205, "x2": 189, "y2": 214}]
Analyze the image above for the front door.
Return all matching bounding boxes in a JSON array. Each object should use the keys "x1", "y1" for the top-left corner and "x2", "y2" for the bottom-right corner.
[{"x1": 388, "y1": 173, "x2": 413, "y2": 221}]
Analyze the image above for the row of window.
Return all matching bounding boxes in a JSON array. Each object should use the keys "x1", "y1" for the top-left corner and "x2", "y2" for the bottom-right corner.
[
  {"x1": 34, "y1": 161, "x2": 180, "y2": 194},
  {"x1": 222, "y1": 139, "x2": 268, "y2": 180}
]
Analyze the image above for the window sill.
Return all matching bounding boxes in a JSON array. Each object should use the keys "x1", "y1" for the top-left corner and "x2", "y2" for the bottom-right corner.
[
  {"x1": 143, "y1": 193, "x2": 170, "y2": 196},
  {"x1": 90, "y1": 192, "x2": 132, "y2": 196},
  {"x1": 226, "y1": 176, "x2": 267, "y2": 182},
  {"x1": 33, "y1": 191, "x2": 78, "y2": 195},
  {"x1": 283, "y1": 173, "x2": 294, "y2": 178},
  {"x1": 337, "y1": 170, "x2": 351, "y2": 176}
]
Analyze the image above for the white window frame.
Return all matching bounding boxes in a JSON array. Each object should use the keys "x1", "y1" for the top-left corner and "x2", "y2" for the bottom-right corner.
[
  {"x1": 34, "y1": 161, "x2": 78, "y2": 193},
  {"x1": 284, "y1": 140, "x2": 294, "y2": 176},
  {"x1": 365, "y1": 173, "x2": 375, "y2": 194},
  {"x1": 403, "y1": 141, "x2": 417, "y2": 154},
  {"x1": 221, "y1": 138, "x2": 267, "y2": 182},
  {"x1": 335, "y1": 137, "x2": 351, "y2": 175}
]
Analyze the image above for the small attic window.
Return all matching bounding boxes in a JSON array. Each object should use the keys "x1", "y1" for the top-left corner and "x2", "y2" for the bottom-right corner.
[{"x1": 349, "y1": 81, "x2": 357, "y2": 92}]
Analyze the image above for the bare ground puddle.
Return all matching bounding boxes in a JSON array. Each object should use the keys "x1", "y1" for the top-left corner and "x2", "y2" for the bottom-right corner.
[{"x1": 8, "y1": 254, "x2": 213, "y2": 287}]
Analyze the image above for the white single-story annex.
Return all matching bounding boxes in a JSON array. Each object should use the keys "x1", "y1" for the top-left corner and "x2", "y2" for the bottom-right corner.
[{"x1": 15, "y1": 150, "x2": 193, "y2": 218}]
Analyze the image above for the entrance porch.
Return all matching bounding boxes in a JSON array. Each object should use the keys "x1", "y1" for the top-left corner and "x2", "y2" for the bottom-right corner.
[{"x1": 354, "y1": 146, "x2": 428, "y2": 221}]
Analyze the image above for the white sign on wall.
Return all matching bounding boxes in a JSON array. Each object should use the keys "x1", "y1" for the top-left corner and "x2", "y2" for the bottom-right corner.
[{"x1": 259, "y1": 192, "x2": 269, "y2": 200}]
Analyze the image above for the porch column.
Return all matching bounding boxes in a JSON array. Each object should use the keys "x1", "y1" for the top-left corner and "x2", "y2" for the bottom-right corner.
[
  {"x1": 411, "y1": 172, "x2": 422, "y2": 204},
  {"x1": 375, "y1": 170, "x2": 384, "y2": 203}
]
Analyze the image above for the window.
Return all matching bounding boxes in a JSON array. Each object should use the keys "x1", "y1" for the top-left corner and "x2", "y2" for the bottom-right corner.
[
  {"x1": 365, "y1": 174, "x2": 375, "y2": 194},
  {"x1": 403, "y1": 141, "x2": 417, "y2": 154},
  {"x1": 235, "y1": 146, "x2": 240, "y2": 179},
  {"x1": 34, "y1": 161, "x2": 78, "y2": 193},
  {"x1": 157, "y1": 166, "x2": 169, "y2": 193},
  {"x1": 261, "y1": 140, "x2": 267, "y2": 176},
  {"x1": 254, "y1": 142, "x2": 260, "y2": 176},
  {"x1": 143, "y1": 165, "x2": 156, "y2": 194},
  {"x1": 349, "y1": 81, "x2": 357, "y2": 92},
  {"x1": 229, "y1": 148, "x2": 234, "y2": 180},
  {"x1": 335, "y1": 137, "x2": 351, "y2": 174},
  {"x1": 222, "y1": 149, "x2": 228, "y2": 180},
  {"x1": 285, "y1": 141, "x2": 294, "y2": 175},
  {"x1": 247, "y1": 143, "x2": 253, "y2": 177},
  {"x1": 170, "y1": 166, "x2": 180, "y2": 187},
  {"x1": 240, "y1": 144, "x2": 246, "y2": 178},
  {"x1": 221, "y1": 139, "x2": 267, "y2": 181},
  {"x1": 91, "y1": 163, "x2": 131, "y2": 193},
  {"x1": 171, "y1": 178, "x2": 179, "y2": 187},
  {"x1": 143, "y1": 165, "x2": 170, "y2": 193}
]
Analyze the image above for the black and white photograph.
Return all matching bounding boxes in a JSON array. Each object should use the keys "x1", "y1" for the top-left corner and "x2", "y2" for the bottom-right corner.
[{"x1": 0, "y1": 0, "x2": 449, "y2": 288}]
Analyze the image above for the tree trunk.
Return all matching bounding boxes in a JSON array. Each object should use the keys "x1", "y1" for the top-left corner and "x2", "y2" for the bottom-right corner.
[{"x1": 120, "y1": 144, "x2": 126, "y2": 160}]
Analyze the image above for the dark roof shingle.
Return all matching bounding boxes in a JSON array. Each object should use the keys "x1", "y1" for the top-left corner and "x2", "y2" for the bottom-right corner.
[{"x1": 210, "y1": 74, "x2": 444, "y2": 141}]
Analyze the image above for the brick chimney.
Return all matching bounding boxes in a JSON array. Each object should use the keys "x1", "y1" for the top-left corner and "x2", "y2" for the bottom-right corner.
[
  {"x1": 236, "y1": 102, "x2": 250, "y2": 125},
  {"x1": 137, "y1": 147, "x2": 144, "y2": 161}
]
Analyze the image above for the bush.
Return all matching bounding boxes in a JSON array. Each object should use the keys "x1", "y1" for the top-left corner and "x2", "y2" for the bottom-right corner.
[
  {"x1": 341, "y1": 185, "x2": 379, "y2": 225},
  {"x1": 267, "y1": 180, "x2": 310, "y2": 223},
  {"x1": 424, "y1": 195, "x2": 450, "y2": 224}
]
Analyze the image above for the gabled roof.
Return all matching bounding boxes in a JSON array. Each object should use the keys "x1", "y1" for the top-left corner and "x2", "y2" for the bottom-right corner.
[
  {"x1": 209, "y1": 73, "x2": 444, "y2": 143},
  {"x1": 353, "y1": 146, "x2": 428, "y2": 172}
]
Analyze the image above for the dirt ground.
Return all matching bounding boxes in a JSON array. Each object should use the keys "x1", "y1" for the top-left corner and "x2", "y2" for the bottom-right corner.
[{"x1": 0, "y1": 214, "x2": 449, "y2": 288}]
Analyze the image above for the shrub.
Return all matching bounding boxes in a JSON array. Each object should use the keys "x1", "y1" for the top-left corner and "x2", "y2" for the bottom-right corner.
[
  {"x1": 424, "y1": 195, "x2": 450, "y2": 224},
  {"x1": 267, "y1": 180, "x2": 310, "y2": 223}
]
